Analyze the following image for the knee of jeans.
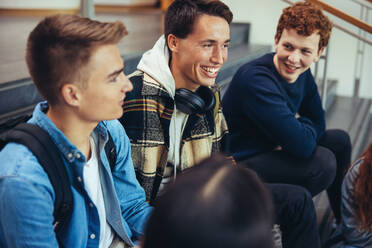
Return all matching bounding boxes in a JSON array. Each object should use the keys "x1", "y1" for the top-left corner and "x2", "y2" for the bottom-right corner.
[
  {"x1": 327, "y1": 129, "x2": 352, "y2": 151},
  {"x1": 285, "y1": 185, "x2": 312, "y2": 204},
  {"x1": 283, "y1": 185, "x2": 316, "y2": 217},
  {"x1": 311, "y1": 147, "x2": 337, "y2": 187}
]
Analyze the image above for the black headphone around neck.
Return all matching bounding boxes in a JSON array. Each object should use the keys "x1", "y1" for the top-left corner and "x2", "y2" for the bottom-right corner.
[{"x1": 174, "y1": 86, "x2": 216, "y2": 115}]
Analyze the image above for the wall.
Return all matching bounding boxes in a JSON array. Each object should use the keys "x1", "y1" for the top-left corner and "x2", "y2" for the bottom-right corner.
[
  {"x1": 0, "y1": 0, "x2": 79, "y2": 9},
  {"x1": 0, "y1": 0, "x2": 157, "y2": 9},
  {"x1": 223, "y1": 0, "x2": 372, "y2": 98},
  {"x1": 94, "y1": 0, "x2": 157, "y2": 5}
]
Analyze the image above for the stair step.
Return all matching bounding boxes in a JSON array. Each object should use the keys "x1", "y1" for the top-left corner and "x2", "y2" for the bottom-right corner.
[{"x1": 326, "y1": 96, "x2": 372, "y2": 159}]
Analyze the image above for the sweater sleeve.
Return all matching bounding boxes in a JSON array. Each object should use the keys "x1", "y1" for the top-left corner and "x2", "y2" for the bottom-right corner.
[
  {"x1": 298, "y1": 71, "x2": 325, "y2": 141},
  {"x1": 239, "y1": 69, "x2": 318, "y2": 158}
]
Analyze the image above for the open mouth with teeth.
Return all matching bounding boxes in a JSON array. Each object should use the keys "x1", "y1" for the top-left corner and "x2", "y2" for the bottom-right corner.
[
  {"x1": 284, "y1": 63, "x2": 299, "y2": 73},
  {"x1": 201, "y1": 66, "x2": 220, "y2": 77}
]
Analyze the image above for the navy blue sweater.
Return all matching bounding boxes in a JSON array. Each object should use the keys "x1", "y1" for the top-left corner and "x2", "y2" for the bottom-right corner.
[{"x1": 222, "y1": 53, "x2": 325, "y2": 160}]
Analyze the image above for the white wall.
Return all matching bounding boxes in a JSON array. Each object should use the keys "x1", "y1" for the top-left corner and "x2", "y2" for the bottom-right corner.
[
  {"x1": 0, "y1": 0, "x2": 80, "y2": 9},
  {"x1": 223, "y1": 0, "x2": 372, "y2": 98},
  {"x1": 0, "y1": 0, "x2": 157, "y2": 9},
  {"x1": 94, "y1": 0, "x2": 157, "y2": 5}
]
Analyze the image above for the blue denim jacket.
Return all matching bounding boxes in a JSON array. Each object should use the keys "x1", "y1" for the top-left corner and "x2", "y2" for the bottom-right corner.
[{"x1": 0, "y1": 102, "x2": 152, "y2": 247}]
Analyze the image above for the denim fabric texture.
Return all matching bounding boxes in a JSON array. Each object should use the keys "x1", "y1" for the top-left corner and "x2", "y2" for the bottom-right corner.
[{"x1": 0, "y1": 102, "x2": 152, "y2": 248}]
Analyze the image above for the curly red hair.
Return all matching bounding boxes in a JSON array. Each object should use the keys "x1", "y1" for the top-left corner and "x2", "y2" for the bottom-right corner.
[
  {"x1": 275, "y1": 1, "x2": 333, "y2": 51},
  {"x1": 354, "y1": 141, "x2": 372, "y2": 232}
]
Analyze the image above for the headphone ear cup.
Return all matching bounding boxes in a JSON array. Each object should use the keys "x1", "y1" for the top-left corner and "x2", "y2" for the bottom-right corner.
[
  {"x1": 175, "y1": 87, "x2": 216, "y2": 115},
  {"x1": 196, "y1": 86, "x2": 216, "y2": 112},
  {"x1": 175, "y1": 88, "x2": 205, "y2": 115}
]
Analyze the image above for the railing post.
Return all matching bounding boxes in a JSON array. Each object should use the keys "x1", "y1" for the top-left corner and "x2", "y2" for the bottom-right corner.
[
  {"x1": 313, "y1": 57, "x2": 320, "y2": 84},
  {"x1": 321, "y1": 45, "x2": 330, "y2": 110},
  {"x1": 353, "y1": 4, "x2": 369, "y2": 98},
  {"x1": 81, "y1": 0, "x2": 95, "y2": 19}
]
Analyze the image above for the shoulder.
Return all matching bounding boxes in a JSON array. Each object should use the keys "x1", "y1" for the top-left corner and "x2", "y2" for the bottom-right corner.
[
  {"x1": 128, "y1": 70, "x2": 164, "y2": 91},
  {"x1": 0, "y1": 143, "x2": 54, "y2": 198},
  {"x1": 127, "y1": 70, "x2": 169, "y2": 100},
  {"x1": 1, "y1": 143, "x2": 48, "y2": 178},
  {"x1": 345, "y1": 158, "x2": 363, "y2": 184},
  {"x1": 232, "y1": 55, "x2": 278, "y2": 90},
  {"x1": 102, "y1": 120, "x2": 128, "y2": 142},
  {"x1": 342, "y1": 158, "x2": 363, "y2": 200}
]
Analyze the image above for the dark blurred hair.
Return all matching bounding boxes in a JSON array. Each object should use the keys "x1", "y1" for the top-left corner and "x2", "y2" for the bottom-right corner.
[
  {"x1": 354, "y1": 141, "x2": 372, "y2": 232},
  {"x1": 143, "y1": 154, "x2": 274, "y2": 248},
  {"x1": 164, "y1": 0, "x2": 233, "y2": 50},
  {"x1": 275, "y1": 1, "x2": 332, "y2": 51},
  {"x1": 26, "y1": 14, "x2": 127, "y2": 105}
]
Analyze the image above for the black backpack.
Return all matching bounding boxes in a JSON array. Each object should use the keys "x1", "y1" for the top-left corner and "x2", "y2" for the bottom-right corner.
[{"x1": 0, "y1": 115, "x2": 117, "y2": 233}]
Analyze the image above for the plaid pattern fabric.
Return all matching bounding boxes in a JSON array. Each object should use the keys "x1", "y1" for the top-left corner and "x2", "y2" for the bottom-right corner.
[{"x1": 120, "y1": 70, "x2": 229, "y2": 201}]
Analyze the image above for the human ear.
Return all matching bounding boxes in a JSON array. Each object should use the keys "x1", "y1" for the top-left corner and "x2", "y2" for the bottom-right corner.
[
  {"x1": 314, "y1": 47, "x2": 325, "y2": 62},
  {"x1": 274, "y1": 37, "x2": 279, "y2": 52},
  {"x1": 167, "y1": 34, "x2": 179, "y2": 53},
  {"x1": 60, "y1": 83, "x2": 81, "y2": 107}
]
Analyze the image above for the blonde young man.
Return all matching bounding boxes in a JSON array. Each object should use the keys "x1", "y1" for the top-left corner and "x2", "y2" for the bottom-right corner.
[{"x1": 0, "y1": 15, "x2": 152, "y2": 247}]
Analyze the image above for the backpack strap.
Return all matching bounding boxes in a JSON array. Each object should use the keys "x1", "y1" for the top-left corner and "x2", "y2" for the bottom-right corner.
[
  {"x1": 105, "y1": 131, "x2": 117, "y2": 171},
  {"x1": 5, "y1": 123, "x2": 73, "y2": 229}
]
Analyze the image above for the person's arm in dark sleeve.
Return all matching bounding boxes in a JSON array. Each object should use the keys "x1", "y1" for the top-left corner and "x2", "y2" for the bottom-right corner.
[
  {"x1": 298, "y1": 71, "x2": 326, "y2": 141},
  {"x1": 238, "y1": 69, "x2": 318, "y2": 158}
]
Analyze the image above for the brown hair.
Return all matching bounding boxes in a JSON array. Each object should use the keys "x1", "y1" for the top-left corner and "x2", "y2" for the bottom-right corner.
[
  {"x1": 354, "y1": 141, "x2": 372, "y2": 232},
  {"x1": 275, "y1": 1, "x2": 332, "y2": 51},
  {"x1": 144, "y1": 154, "x2": 274, "y2": 248},
  {"x1": 164, "y1": 0, "x2": 233, "y2": 51},
  {"x1": 26, "y1": 14, "x2": 127, "y2": 105}
]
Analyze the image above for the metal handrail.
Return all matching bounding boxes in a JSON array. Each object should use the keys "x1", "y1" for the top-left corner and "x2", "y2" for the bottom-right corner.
[
  {"x1": 352, "y1": 0, "x2": 372, "y2": 10},
  {"x1": 307, "y1": 0, "x2": 372, "y2": 33},
  {"x1": 334, "y1": 22, "x2": 372, "y2": 46}
]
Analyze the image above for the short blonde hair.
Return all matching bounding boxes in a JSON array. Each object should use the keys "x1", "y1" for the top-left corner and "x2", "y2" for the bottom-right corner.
[{"x1": 26, "y1": 14, "x2": 127, "y2": 105}]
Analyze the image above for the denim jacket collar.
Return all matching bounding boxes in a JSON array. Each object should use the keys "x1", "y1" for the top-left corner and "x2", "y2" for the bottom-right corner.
[{"x1": 29, "y1": 102, "x2": 109, "y2": 165}]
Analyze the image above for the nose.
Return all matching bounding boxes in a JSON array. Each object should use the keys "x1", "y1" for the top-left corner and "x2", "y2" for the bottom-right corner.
[
  {"x1": 288, "y1": 50, "x2": 300, "y2": 64},
  {"x1": 121, "y1": 74, "x2": 133, "y2": 93},
  {"x1": 211, "y1": 46, "x2": 226, "y2": 65}
]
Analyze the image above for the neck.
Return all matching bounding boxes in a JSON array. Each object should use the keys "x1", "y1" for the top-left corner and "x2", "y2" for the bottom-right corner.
[
  {"x1": 170, "y1": 60, "x2": 199, "y2": 92},
  {"x1": 273, "y1": 53, "x2": 279, "y2": 73},
  {"x1": 46, "y1": 105, "x2": 96, "y2": 159}
]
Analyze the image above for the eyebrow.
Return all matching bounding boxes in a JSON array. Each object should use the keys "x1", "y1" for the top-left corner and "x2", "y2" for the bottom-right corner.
[
  {"x1": 284, "y1": 42, "x2": 313, "y2": 51},
  {"x1": 107, "y1": 66, "x2": 124, "y2": 79},
  {"x1": 200, "y1": 39, "x2": 231, "y2": 44}
]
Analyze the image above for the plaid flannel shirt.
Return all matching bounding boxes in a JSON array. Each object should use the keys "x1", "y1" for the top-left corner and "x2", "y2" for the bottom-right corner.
[{"x1": 120, "y1": 70, "x2": 229, "y2": 202}]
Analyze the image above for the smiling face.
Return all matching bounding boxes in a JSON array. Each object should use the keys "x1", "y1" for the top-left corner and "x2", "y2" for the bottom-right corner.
[
  {"x1": 77, "y1": 44, "x2": 133, "y2": 122},
  {"x1": 169, "y1": 14, "x2": 230, "y2": 91},
  {"x1": 274, "y1": 28, "x2": 324, "y2": 83}
]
